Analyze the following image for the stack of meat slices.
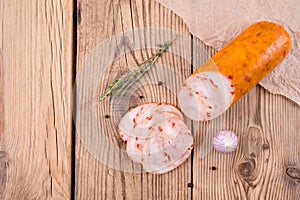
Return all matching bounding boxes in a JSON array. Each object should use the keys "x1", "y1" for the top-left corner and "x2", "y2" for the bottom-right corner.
[{"x1": 118, "y1": 103, "x2": 194, "y2": 174}]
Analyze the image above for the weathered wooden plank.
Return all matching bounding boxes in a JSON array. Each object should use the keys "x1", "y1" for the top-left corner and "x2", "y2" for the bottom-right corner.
[
  {"x1": 75, "y1": 0, "x2": 193, "y2": 199},
  {"x1": 75, "y1": 0, "x2": 300, "y2": 199},
  {"x1": 0, "y1": 0, "x2": 73, "y2": 199}
]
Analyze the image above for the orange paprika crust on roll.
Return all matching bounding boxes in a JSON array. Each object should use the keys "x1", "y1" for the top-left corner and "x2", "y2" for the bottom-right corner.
[
  {"x1": 194, "y1": 21, "x2": 291, "y2": 105},
  {"x1": 178, "y1": 21, "x2": 291, "y2": 121}
]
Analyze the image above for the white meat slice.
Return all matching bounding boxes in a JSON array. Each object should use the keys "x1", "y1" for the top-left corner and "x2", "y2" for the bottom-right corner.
[
  {"x1": 126, "y1": 116, "x2": 182, "y2": 164},
  {"x1": 126, "y1": 136, "x2": 145, "y2": 163},
  {"x1": 118, "y1": 103, "x2": 183, "y2": 141},
  {"x1": 141, "y1": 119, "x2": 193, "y2": 173},
  {"x1": 178, "y1": 71, "x2": 234, "y2": 121},
  {"x1": 152, "y1": 146, "x2": 193, "y2": 174}
]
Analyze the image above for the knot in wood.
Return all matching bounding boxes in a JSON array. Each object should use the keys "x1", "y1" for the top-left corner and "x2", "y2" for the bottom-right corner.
[
  {"x1": 238, "y1": 159, "x2": 255, "y2": 178},
  {"x1": 286, "y1": 167, "x2": 300, "y2": 181},
  {"x1": 0, "y1": 151, "x2": 8, "y2": 159},
  {"x1": 262, "y1": 143, "x2": 270, "y2": 150}
]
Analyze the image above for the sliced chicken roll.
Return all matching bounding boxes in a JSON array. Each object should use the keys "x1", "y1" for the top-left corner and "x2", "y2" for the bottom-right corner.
[
  {"x1": 118, "y1": 103, "x2": 193, "y2": 174},
  {"x1": 142, "y1": 118, "x2": 193, "y2": 173},
  {"x1": 118, "y1": 103, "x2": 183, "y2": 141}
]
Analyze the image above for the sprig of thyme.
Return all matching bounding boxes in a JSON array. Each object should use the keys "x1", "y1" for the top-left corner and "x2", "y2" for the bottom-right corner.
[{"x1": 99, "y1": 37, "x2": 176, "y2": 102}]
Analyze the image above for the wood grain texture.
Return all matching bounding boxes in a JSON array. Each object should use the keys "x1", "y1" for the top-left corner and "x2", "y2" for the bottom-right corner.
[
  {"x1": 0, "y1": 0, "x2": 73, "y2": 199},
  {"x1": 1, "y1": 0, "x2": 298, "y2": 199},
  {"x1": 76, "y1": 0, "x2": 300, "y2": 199},
  {"x1": 75, "y1": 0, "x2": 193, "y2": 199}
]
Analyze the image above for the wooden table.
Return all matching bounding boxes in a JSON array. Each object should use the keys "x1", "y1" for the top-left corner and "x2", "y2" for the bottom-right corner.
[{"x1": 0, "y1": 0, "x2": 299, "y2": 199}]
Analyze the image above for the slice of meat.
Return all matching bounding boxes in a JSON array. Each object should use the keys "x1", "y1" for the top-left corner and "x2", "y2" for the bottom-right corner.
[
  {"x1": 119, "y1": 103, "x2": 193, "y2": 174},
  {"x1": 126, "y1": 136, "x2": 145, "y2": 163},
  {"x1": 118, "y1": 104, "x2": 143, "y2": 141},
  {"x1": 119, "y1": 130, "x2": 130, "y2": 142},
  {"x1": 178, "y1": 71, "x2": 234, "y2": 121},
  {"x1": 152, "y1": 146, "x2": 193, "y2": 174},
  {"x1": 118, "y1": 103, "x2": 183, "y2": 141},
  {"x1": 134, "y1": 111, "x2": 181, "y2": 140},
  {"x1": 126, "y1": 116, "x2": 180, "y2": 164},
  {"x1": 141, "y1": 119, "x2": 193, "y2": 173}
]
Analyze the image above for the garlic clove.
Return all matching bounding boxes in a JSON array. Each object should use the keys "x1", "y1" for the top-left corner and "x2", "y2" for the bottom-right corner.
[{"x1": 213, "y1": 130, "x2": 238, "y2": 153}]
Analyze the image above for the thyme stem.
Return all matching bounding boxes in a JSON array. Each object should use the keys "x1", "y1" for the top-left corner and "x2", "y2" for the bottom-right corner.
[{"x1": 99, "y1": 37, "x2": 176, "y2": 102}]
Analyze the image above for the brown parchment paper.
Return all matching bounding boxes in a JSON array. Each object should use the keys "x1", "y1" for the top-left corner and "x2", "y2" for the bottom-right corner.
[{"x1": 158, "y1": 0, "x2": 300, "y2": 105}]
